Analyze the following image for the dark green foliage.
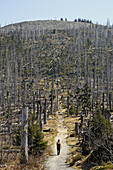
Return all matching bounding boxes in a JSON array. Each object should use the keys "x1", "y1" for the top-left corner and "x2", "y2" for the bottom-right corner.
[
  {"x1": 90, "y1": 111, "x2": 111, "y2": 147},
  {"x1": 77, "y1": 84, "x2": 91, "y2": 112},
  {"x1": 49, "y1": 93, "x2": 56, "y2": 101},
  {"x1": 15, "y1": 124, "x2": 47, "y2": 155},
  {"x1": 29, "y1": 124, "x2": 47, "y2": 155},
  {"x1": 87, "y1": 38, "x2": 92, "y2": 47},
  {"x1": 60, "y1": 18, "x2": 63, "y2": 21},
  {"x1": 69, "y1": 106, "x2": 75, "y2": 115},
  {"x1": 82, "y1": 101, "x2": 113, "y2": 165},
  {"x1": 52, "y1": 29, "x2": 56, "y2": 34},
  {"x1": 14, "y1": 127, "x2": 21, "y2": 146}
]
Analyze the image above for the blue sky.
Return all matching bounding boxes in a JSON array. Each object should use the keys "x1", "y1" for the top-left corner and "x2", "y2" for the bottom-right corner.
[{"x1": 0, "y1": 0, "x2": 113, "y2": 27}]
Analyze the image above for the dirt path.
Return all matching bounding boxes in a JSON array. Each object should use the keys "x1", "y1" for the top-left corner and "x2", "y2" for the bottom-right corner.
[{"x1": 45, "y1": 110, "x2": 73, "y2": 170}]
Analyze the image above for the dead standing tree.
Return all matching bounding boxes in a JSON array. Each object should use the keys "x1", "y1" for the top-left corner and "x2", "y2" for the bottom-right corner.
[{"x1": 21, "y1": 106, "x2": 28, "y2": 163}]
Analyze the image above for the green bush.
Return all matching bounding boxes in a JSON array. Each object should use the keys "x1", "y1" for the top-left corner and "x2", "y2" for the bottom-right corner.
[
  {"x1": 82, "y1": 101, "x2": 113, "y2": 165},
  {"x1": 14, "y1": 127, "x2": 21, "y2": 146},
  {"x1": 69, "y1": 106, "x2": 75, "y2": 115},
  {"x1": 15, "y1": 124, "x2": 47, "y2": 155},
  {"x1": 29, "y1": 124, "x2": 47, "y2": 155}
]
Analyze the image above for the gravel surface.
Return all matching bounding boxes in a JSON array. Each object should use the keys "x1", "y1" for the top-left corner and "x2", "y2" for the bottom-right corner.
[{"x1": 45, "y1": 112, "x2": 74, "y2": 170}]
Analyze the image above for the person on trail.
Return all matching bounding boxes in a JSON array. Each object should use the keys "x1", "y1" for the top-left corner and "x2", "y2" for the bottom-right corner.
[{"x1": 56, "y1": 139, "x2": 61, "y2": 155}]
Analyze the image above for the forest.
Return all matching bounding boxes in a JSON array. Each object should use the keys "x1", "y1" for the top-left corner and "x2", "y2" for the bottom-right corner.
[{"x1": 0, "y1": 19, "x2": 113, "y2": 169}]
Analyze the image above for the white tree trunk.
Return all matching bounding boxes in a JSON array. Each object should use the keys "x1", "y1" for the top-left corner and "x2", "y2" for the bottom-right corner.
[{"x1": 21, "y1": 107, "x2": 28, "y2": 163}]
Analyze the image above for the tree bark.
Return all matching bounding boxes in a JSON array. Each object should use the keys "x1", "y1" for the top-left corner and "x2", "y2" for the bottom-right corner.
[{"x1": 21, "y1": 107, "x2": 28, "y2": 163}]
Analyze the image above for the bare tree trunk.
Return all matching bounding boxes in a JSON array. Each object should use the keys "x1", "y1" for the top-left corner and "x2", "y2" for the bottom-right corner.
[
  {"x1": 97, "y1": 76, "x2": 99, "y2": 98},
  {"x1": 51, "y1": 88, "x2": 53, "y2": 115},
  {"x1": 21, "y1": 106, "x2": 28, "y2": 163},
  {"x1": 102, "y1": 92, "x2": 105, "y2": 115},
  {"x1": 51, "y1": 79, "x2": 54, "y2": 115},
  {"x1": 37, "y1": 101, "x2": 40, "y2": 124},
  {"x1": 106, "y1": 49, "x2": 109, "y2": 108},
  {"x1": 39, "y1": 100, "x2": 42, "y2": 131},
  {"x1": 75, "y1": 122, "x2": 79, "y2": 135},
  {"x1": 56, "y1": 57, "x2": 59, "y2": 110},
  {"x1": 109, "y1": 93, "x2": 111, "y2": 111},
  {"x1": 67, "y1": 96, "x2": 69, "y2": 117},
  {"x1": 33, "y1": 92, "x2": 35, "y2": 121},
  {"x1": 44, "y1": 98, "x2": 47, "y2": 124}
]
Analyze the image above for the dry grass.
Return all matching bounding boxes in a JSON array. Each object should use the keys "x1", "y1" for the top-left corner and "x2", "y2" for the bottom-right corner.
[
  {"x1": 0, "y1": 114, "x2": 58, "y2": 169},
  {"x1": 63, "y1": 115, "x2": 85, "y2": 168},
  {"x1": 91, "y1": 164, "x2": 113, "y2": 170},
  {"x1": 43, "y1": 115, "x2": 58, "y2": 148},
  {"x1": 64, "y1": 113, "x2": 113, "y2": 170},
  {"x1": 67, "y1": 137, "x2": 78, "y2": 146}
]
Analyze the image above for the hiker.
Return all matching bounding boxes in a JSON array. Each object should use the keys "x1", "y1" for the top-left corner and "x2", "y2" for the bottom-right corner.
[{"x1": 56, "y1": 139, "x2": 61, "y2": 155}]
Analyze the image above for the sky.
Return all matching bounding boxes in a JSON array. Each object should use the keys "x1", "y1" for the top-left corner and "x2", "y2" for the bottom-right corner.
[{"x1": 0, "y1": 0, "x2": 113, "y2": 27}]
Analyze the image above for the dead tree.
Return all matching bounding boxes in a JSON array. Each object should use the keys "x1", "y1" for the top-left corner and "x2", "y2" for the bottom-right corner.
[
  {"x1": 21, "y1": 106, "x2": 28, "y2": 163},
  {"x1": 67, "y1": 96, "x2": 69, "y2": 117},
  {"x1": 44, "y1": 98, "x2": 47, "y2": 124}
]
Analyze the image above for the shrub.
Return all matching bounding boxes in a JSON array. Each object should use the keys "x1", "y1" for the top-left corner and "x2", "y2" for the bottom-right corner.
[
  {"x1": 29, "y1": 124, "x2": 47, "y2": 155},
  {"x1": 69, "y1": 106, "x2": 75, "y2": 115},
  {"x1": 15, "y1": 124, "x2": 47, "y2": 155},
  {"x1": 82, "y1": 101, "x2": 113, "y2": 165}
]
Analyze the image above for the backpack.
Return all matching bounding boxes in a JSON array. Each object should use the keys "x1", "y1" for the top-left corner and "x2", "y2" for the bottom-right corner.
[{"x1": 57, "y1": 142, "x2": 61, "y2": 149}]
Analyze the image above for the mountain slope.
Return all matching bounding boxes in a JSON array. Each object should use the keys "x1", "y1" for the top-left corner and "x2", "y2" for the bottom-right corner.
[{"x1": 1, "y1": 20, "x2": 91, "y2": 32}]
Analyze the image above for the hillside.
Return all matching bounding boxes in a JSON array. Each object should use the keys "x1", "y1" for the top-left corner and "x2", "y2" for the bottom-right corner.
[
  {"x1": 0, "y1": 20, "x2": 113, "y2": 169},
  {"x1": 1, "y1": 20, "x2": 91, "y2": 32}
]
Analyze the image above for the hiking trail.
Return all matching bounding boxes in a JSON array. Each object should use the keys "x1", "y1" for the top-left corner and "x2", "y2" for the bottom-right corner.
[{"x1": 45, "y1": 108, "x2": 74, "y2": 170}]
